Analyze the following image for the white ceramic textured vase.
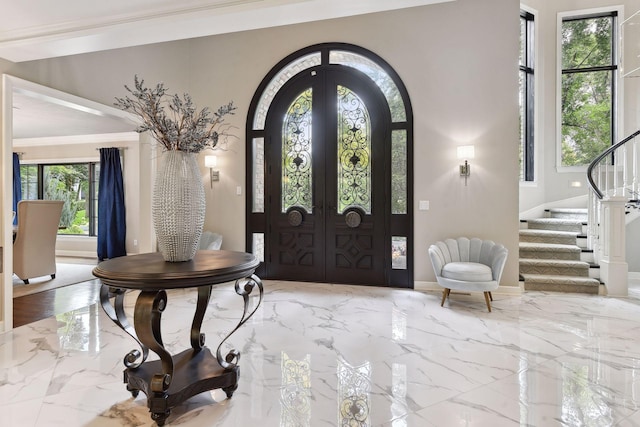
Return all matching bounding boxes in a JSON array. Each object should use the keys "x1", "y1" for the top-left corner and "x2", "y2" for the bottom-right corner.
[{"x1": 153, "y1": 150, "x2": 205, "y2": 262}]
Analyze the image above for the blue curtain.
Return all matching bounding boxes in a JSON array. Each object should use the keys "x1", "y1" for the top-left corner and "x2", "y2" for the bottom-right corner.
[
  {"x1": 97, "y1": 148, "x2": 127, "y2": 260},
  {"x1": 12, "y1": 153, "x2": 21, "y2": 225}
]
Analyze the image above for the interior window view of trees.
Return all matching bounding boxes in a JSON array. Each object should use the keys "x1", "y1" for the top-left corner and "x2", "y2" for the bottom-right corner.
[
  {"x1": 20, "y1": 162, "x2": 99, "y2": 235},
  {"x1": 561, "y1": 12, "x2": 617, "y2": 167}
]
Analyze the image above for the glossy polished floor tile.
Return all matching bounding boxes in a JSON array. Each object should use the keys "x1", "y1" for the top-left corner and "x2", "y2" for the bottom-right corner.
[{"x1": 2, "y1": 280, "x2": 640, "y2": 426}]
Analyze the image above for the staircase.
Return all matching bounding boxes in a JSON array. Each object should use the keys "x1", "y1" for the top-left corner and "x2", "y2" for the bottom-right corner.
[{"x1": 519, "y1": 208, "x2": 600, "y2": 294}]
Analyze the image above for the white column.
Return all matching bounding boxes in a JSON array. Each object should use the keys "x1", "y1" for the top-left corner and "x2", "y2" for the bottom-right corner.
[{"x1": 599, "y1": 196, "x2": 628, "y2": 296}]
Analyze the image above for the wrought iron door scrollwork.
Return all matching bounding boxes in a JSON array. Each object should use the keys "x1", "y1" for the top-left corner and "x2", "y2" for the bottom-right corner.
[
  {"x1": 283, "y1": 89, "x2": 313, "y2": 213},
  {"x1": 216, "y1": 274, "x2": 264, "y2": 370},
  {"x1": 337, "y1": 85, "x2": 371, "y2": 214}
]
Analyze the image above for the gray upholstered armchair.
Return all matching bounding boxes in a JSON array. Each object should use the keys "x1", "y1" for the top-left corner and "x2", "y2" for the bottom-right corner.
[
  {"x1": 428, "y1": 237, "x2": 508, "y2": 312},
  {"x1": 13, "y1": 200, "x2": 64, "y2": 284}
]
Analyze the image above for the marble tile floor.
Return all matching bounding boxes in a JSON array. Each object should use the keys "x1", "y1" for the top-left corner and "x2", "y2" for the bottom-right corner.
[{"x1": 2, "y1": 279, "x2": 640, "y2": 426}]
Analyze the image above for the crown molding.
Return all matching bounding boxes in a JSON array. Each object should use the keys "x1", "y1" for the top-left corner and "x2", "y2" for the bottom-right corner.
[
  {"x1": 0, "y1": 0, "x2": 262, "y2": 42},
  {"x1": 0, "y1": 0, "x2": 454, "y2": 62}
]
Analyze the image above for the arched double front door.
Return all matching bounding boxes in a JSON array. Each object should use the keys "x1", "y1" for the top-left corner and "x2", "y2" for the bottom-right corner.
[{"x1": 246, "y1": 44, "x2": 413, "y2": 288}]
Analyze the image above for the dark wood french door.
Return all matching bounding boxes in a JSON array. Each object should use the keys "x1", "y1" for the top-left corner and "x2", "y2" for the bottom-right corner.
[{"x1": 264, "y1": 66, "x2": 390, "y2": 285}]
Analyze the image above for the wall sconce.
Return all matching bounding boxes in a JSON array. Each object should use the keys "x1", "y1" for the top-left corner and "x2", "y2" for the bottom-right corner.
[
  {"x1": 204, "y1": 155, "x2": 219, "y2": 187},
  {"x1": 457, "y1": 145, "x2": 475, "y2": 186}
]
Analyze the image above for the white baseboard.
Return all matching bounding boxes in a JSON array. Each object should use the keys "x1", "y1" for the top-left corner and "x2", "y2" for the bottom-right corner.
[
  {"x1": 519, "y1": 195, "x2": 588, "y2": 221},
  {"x1": 629, "y1": 272, "x2": 640, "y2": 281},
  {"x1": 56, "y1": 250, "x2": 97, "y2": 259}
]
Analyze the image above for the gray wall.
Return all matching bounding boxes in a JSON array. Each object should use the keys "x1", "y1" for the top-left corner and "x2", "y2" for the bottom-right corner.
[{"x1": 1, "y1": 0, "x2": 521, "y2": 285}]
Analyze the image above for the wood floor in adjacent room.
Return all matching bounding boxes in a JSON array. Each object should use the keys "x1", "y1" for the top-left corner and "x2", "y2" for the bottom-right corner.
[
  {"x1": 13, "y1": 280, "x2": 102, "y2": 328},
  {"x1": 12, "y1": 258, "x2": 101, "y2": 328}
]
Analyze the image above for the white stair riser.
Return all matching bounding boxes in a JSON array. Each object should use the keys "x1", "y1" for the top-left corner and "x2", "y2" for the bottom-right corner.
[{"x1": 581, "y1": 252, "x2": 594, "y2": 263}]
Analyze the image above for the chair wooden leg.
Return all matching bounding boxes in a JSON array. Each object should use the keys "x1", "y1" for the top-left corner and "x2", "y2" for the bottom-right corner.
[
  {"x1": 441, "y1": 288, "x2": 450, "y2": 307},
  {"x1": 483, "y1": 292, "x2": 492, "y2": 312},
  {"x1": 488, "y1": 292, "x2": 493, "y2": 301}
]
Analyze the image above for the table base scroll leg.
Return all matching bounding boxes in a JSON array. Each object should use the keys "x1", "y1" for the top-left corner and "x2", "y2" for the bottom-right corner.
[
  {"x1": 216, "y1": 274, "x2": 264, "y2": 371},
  {"x1": 99, "y1": 285, "x2": 149, "y2": 369},
  {"x1": 191, "y1": 285, "x2": 212, "y2": 351},
  {"x1": 132, "y1": 290, "x2": 174, "y2": 424}
]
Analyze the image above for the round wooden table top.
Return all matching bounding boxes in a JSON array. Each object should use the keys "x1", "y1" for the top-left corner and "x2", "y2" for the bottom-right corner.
[{"x1": 93, "y1": 250, "x2": 260, "y2": 290}]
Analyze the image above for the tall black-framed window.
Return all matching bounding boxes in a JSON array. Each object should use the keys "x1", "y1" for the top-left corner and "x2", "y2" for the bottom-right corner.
[
  {"x1": 519, "y1": 10, "x2": 535, "y2": 181},
  {"x1": 560, "y1": 11, "x2": 617, "y2": 167},
  {"x1": 19, "y1": 162, "x2": 99, "y2": 236}
]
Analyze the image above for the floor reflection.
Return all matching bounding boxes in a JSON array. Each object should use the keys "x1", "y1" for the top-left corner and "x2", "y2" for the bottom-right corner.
[
  {"x1": 280, "y1": 352, "x2": 311, "y2": 427},
  {"x1": 338, "y1": 358, "x2": 371, "y2": 426},
  {"x1": 56, "y1": 304, "x2": 101, "y2": 353}
]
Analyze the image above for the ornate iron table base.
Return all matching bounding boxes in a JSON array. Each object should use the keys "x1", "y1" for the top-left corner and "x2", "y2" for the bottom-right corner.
[
  {"x1": 94, "y1": 251, "x2": 262, "y2": 426},
  {"x1": 124, "y1": 348, "x2": 239, "y2": 425}
]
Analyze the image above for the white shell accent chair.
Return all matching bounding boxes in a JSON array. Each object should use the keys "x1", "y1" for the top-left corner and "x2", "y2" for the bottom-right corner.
[
  {"x1": 13, "y1": 200, "x2": 64, "y2": 285},
  {"x1": 428, "y1": 237, "x2": 508, "y2": 312}
]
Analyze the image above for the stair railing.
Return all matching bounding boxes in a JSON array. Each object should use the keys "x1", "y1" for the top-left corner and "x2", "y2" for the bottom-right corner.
[
  {"x1": 587, "y1": 129, "x2": 640, "y2": 200},
  {"x1": 586, "y1": 129, "x2": 640, "y2": 295}
]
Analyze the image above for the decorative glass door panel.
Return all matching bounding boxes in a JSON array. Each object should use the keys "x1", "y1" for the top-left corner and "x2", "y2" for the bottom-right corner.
[
  {"x1": 282, "y1": 88, "x2": 313, "y2": 213},
  {"x1": 265, "y1": 67, "x2": 388, "y2": 285},
  {"x1": 337, "y1": 85, "x2": 371, "y2": 215}
]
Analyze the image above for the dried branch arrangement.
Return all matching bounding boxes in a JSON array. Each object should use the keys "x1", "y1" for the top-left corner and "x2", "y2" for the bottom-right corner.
[{"x1": 115, "y1": 75, "x2": 236, "y2": 153}]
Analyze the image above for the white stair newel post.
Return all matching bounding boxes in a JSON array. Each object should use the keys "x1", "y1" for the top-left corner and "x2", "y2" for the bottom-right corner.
[
  {"x1": 621, "y1": 144, "x2": 627, "y2": 197},
  {"x1": 631, "y1": 139, "x2": 638, "y2": 199},
  {"x1": 587, "y1": 191, "x2": 598, "y2": 256},
  {"x1": 599, "y1": 196, "x2": 628, "y2": 296}
]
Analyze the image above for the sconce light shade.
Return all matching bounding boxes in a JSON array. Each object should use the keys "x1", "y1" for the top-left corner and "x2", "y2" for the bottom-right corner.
[
  {"x1": 457, "y1": 145, "x2": 474, "y2": 186},
  {"x1": 457, "y1": 145, "x2": 475, "y2": 160},
  {"x1": 205, "y1": 155, "x2": 219, "y2": 187},
  {"x1": 204, "y1": 155, "x2": 218, "y2": 168}
]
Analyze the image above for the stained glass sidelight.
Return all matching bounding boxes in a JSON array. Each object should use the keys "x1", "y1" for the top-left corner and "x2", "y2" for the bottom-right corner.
[
  {"x1": 252, "y1": 137, "x2": 265, "y2": 213},
  {"x1": 392, "y1": 236, "x2": 407, "y2": 270},
  {"x1": 337, "y1": 85, "x2": 371, "y2": 214},
  {"x1": 282, "y1": 89, "x2": 313, "y2": 213},
  {"x1": 391, "y1": 130, "x2": 407, "y2": 215},
  {"x1": 252, "y1": 233, "x2": 265, "y2": 262}
]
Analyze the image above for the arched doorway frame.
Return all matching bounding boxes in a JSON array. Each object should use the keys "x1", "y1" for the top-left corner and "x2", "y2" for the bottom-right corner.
[{"x1": 246, "y1": 42, "x2": 414, "y2": 287}]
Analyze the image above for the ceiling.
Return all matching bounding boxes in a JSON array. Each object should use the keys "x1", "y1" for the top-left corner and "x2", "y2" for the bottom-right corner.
[
  {"x1": 12, "y1": 88, "x2": 136, "y2": 140},
  {"x1": 3, "y1": 0, "x2": 452, "y2": 140},
  {"x1": 0, "y1": 0, "x2": 452, "y2": 63}
]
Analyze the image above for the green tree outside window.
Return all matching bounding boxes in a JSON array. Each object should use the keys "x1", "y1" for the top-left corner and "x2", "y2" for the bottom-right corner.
[{"x1": 561, "y1": 14, "x2": 616, "y2": 167}]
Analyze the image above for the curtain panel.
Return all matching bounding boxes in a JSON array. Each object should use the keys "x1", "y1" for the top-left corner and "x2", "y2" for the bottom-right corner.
[
  {"x1": 97, "y1": 148, "x2": 127, "y2": 260},
  {"x1": 12, "y1": 153, "x2": 21, "y2": 225}
]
